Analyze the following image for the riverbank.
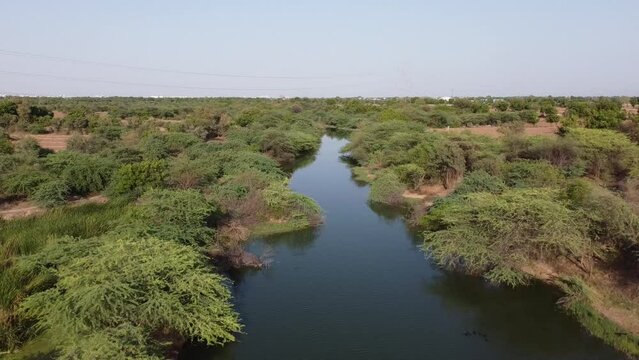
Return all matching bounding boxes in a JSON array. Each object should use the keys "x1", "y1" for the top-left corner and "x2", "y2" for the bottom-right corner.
[
  {"x1": 183, "y1": 135, "x2": 622, "y2": 360},
  {"x1": 352, "y1": 163, "x2": 639, "y2": 356}
]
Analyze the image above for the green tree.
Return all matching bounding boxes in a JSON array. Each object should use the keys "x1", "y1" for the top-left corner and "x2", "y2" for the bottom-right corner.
[
  {"x1": 127, "y1": 189, "x2": 217, "y2": 247},
  {"x1": 19, "y1": 236, "x2": 241, "y2": 358},
  {"x1": 110, "y1": 160, "x2": 167, "y2": 195}
]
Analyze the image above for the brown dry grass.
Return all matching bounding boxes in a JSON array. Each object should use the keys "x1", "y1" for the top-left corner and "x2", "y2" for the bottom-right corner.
[
  {"x1": 432, "y1": 120, "x2": 559, "y2": 138},
  {"x1": 402, "y1": 181, "x2": 459, "y2": 207},
  {"x1": 623, "y1": 104, "x2": 638, "y2": 115},
  {"x1": 0, "y1": 195, "x2": 108, "y2": 220},
  {"x1": 10, "y1": 133, "x2": 76, "y2": 152}
]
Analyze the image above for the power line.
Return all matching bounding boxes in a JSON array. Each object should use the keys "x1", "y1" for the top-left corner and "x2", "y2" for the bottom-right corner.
[
  {"x1": 0, "y1": 69, "x2": 321, "y2": 91},
  {"x1": 0, "y1": 48, "x2": 367, "y2": 80}
]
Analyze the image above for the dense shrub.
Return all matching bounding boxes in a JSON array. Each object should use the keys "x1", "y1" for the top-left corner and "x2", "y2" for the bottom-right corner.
[
  {"x1": 566, "y1": 180, "x2": 639, "y2": 250},
  {"x1": 454, "y1": 170, "x2": 507, "y2": 195},
  {"x1": 258, "y1": 129, "x2": 319, "y2": 163},
  {"x1": 44, "y1": 152, "x2": 115, "y2": 195},
  {"x1": 369, "y1": 171, "x2": 406, "y2": 205},
  {"x1": 423, "y1": 188, "x2": 590, "y2": 286},
  {"x1": 1, "y1": 167, "x2": 50, "y2": 197},
  {"x1": 31, "y1": 179, "x2": 70, "y2": 207},
  {"x1": 502, "y1": 160, "x2": 565, "y2": 188},
  {"x1": 126, "y1": 189, "x2": 217, "y2": 247},
  {"x1": 392, "y1": 164, "x2": 426, "y2": 189},
  {"x1": 19, "y1": 236, "x2": 241, "y2": 358},
  {"x1": 110, "y1": 160, "x2": 167, "y2": 195},
  {"x1": 564, "y1": 128, "x2": 639, "y2": 182}
]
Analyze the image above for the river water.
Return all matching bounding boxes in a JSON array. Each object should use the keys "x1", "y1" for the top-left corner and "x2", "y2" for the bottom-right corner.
[{"x1": 182, "y1": 136, "x2": 622, "y2": 359}]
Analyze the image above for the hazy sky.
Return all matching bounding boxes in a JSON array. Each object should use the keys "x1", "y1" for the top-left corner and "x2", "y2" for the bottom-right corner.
[{"x1": 1, "y1": 0, "x2": 637, "y2": 97}]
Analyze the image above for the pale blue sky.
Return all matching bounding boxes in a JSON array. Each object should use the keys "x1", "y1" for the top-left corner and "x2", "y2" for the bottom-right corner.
[{"x1": 0, "y1": 0, "x2": 637, "y2": 97}]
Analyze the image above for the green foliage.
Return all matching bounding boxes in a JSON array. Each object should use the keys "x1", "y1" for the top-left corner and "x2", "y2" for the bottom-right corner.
[
  {"x1": 494, "y1": 101, "x2": 510, "y2": 111},
  {"x1": 110, "y1": 160, "x2": 167, "y2": 195},
  {"x1": 0, "y1": 202, "x2": 126, "y2": 259},
  {"x1": 369, "y1": 171, "x2": 406, "y2": 205},
  {"x1": 13, "y1": 137, "x2": 45, "y2": 158},
  {"x1": 127, "y1": 189, "x2": 217, "y2": 247},
  {"x1": 566, "y1": 180, "x2": 639, "y2": 249},
  {"x1": 454, "y1": 170, "x2": 507, "y2": 195},
  {"x1": 343, "y1": 120, "x2": 424, "y2": 165},
  {"x1": 49, "y1": 152, "x2": 115, "y2": 195},
  {"x1": 518, "y1": 110, "x2": 539, "y2": 124},
  {"x1": 422, "y1": 188, "x2": 590, "y2": 286},
  {"x1": 31, "y1": 179, "x2": 70, "y2": 208},
  {"x1": 140, "y1": 134, "x2": 170, "y2": 160},
  {"x1": 409, "y1": 135, "x2": 465, "y2": 188},
  {"x1": 262, "y1": 181, "x2": 322, "y2": 222},
  {"x1": 564, "y1": 127, "x2": 639, "y2": 182},
  {"x1": 392, "y1": 164, "x2": 426, "y2": 189},
  {"x1": 0, "y1": 132, "x2": 13, "y2": 154},
  {"x1": 557, "y1": 278, "x2": 639, "y2": 357},
  {"x1": 502, "y1": 160, "x2": 565, "y2": 188},
  {"x1": 1, "y1": 166, "x2": 50, "y2": 197},
  {"x1": 19, "y1": 236, "x2": 241, "y2": 358},
  {"x1": 258, "y1": 129, "x2": 319, "y2": 163}
]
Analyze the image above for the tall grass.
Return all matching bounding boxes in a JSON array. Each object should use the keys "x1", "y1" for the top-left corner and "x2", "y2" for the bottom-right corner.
[
  {"x1": 0, "y1": 201, "x2": 128, "y2": 352},
  {"x1": 0, "y1": 201, "x2": 128, "y2": 260}
]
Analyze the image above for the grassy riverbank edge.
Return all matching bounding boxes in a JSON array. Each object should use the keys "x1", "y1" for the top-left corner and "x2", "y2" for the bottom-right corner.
[{"x1": 349, "y1": 164, "x2": 639, "y2": 357}]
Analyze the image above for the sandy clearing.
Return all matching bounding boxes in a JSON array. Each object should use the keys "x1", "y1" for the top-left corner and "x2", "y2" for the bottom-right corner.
[
  {"x1": 0, "y1": 195, "x2": 108, "y2": 220},
  {"x1": 10, "y1": 133, "x2": 78, "y2": 152},
  {"x1": 432, "y1": 120, "x2": 560, "y2": 138}
]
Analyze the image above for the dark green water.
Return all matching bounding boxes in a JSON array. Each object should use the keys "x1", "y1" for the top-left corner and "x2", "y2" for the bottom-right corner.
[{"x1": 182, "y1": 136, "x2": 622, "y2": 360}]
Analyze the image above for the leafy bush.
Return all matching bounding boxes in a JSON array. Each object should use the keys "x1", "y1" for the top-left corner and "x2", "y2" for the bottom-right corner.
[
  {"x1": 44, "y1": 152, "x2": 115, "y2": 195},
  {"x1": 564, "y1": 128, "x2": 639, "y2": 182},
  {"x1": 13, "y1": 137, "x2": 46, "y2": 158},
  {"x1": 1, "y1": 166, "x2": 50, "y2": 197},
  {"x1": 140, "y1": 134, "x2": 170, "y2": 160},
  {"x1": 0, "y1": 136, "x2": 13, "y2": 155},
  {"x1": 369, "y1": 171, "x2": 406, "y2": 205},
  {"x1": 454, "y1": 170, "x2": 507, "y2": 195},
  {"x1": 110, "y1": 160, "x2": 167, "y2": 195},
  {"x1": 127, "y1": 189, "x2": 216, "y2": 247},
  {"x1": 409, "y1": 136, "x2": 465, "y2": 188},
  {"x1": 423, "y1": 188, "x2": 590, "y2": 286},
  {"x1": 518, "y1": 110, "x2": 539, "y2": 124},
  {"x1": 392, "y1": 164, "x2": 426, "y2": 189},
  {"x1": 167, "y1": 155, "x2": 222, "y2": 189},
  {"x1": 258, "y1": 129, "x2": 319, "y2": 163},
  {"x1": 31, "y1": 180, "x2": 70, "y2": 208},
  {"x1": 262, "y1": 181, "x2": 322, "y2": 222},
  {"x1": 566, "y1": 180, "x2": 639, "y2": 249},
  {"x1": 502, "y1": 160, "x2": 564, "y2": 188},
  {"x1": 19, "y1": 236, "x2": 241, "y2": 358}
]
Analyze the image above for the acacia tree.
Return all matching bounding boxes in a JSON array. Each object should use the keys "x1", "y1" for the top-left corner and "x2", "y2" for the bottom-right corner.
[{"x1": 19, "y1": 236, "x2": 241, "y2": 359}]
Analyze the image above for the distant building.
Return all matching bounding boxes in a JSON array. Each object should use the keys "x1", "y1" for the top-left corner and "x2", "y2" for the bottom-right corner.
[{"x1": 438, "y1": 96, "x2": 452, "y2": 102}]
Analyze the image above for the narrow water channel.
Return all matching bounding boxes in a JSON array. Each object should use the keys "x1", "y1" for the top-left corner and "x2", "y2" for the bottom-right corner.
[{"x1": 182, "y1": 135, "x2": 622, "y2": 359}]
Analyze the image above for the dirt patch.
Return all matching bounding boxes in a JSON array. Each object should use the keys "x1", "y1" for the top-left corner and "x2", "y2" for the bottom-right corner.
[
  {"x1": 403, "y1": 183, "x2": 457, "y2": 206},
  {"x1": 556, "y1": 107, "x2": 567, "y2": 116},
  {"x1": 623, "y1": 104, "x2": 638, "y2": 115},
  {"x1": 10, "y1": 133, "x2": 77, "y2": 152},
  {"x1": 0, "y1": 201, "x2": 45, "y2": 220},
  {"x1": 433, "y1": 120, "x2": 559, "y2": 138},
  {"x1": 0, "y1": 195, "x2": 108, "y2": 220}
]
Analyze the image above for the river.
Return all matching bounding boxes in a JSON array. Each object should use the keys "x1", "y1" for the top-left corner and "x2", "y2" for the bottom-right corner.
[{"x1": 181, "y1": 135, "x2": 622, "y2": 359}]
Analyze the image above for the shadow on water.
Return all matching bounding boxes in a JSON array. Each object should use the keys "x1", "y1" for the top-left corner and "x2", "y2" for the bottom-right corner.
[{"x1": 181, "y1": 135, "x2": 624, "y2": 360}]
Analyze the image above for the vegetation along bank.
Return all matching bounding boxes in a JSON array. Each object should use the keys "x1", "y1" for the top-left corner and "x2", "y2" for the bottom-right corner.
[{"x1": 0, "y1": 96, "x2": 638, "y2": 357}]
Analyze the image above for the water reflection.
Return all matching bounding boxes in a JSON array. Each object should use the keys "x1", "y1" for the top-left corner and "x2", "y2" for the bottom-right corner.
[
  {"x1": 425, "y1": 272, "x2": 620, "y2": 359},
  {"x1": 181, "y1": 135, "x2": 623, "y2": 360}
]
